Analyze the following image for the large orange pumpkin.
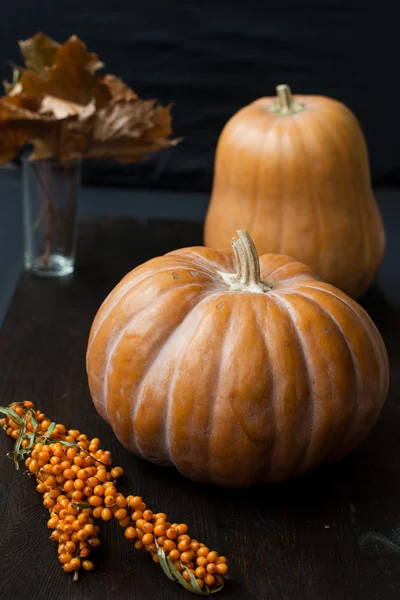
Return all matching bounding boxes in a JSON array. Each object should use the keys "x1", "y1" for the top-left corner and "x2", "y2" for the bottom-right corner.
[
  {"x1": 204, "y1": 85, "x2": 385, "y2": 299},
  {"x1": 86, "y1": 230, "x2": 389, "y2": 487}
]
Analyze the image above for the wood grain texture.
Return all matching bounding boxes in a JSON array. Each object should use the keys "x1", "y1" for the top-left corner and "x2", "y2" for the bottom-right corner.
[{"x1": 0, "y1": 216, "x2": 399, "y2": 600}]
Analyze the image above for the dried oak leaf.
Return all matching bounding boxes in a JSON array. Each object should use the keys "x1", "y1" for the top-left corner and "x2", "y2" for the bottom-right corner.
[
  {"x1": 98, "y1": 74, "x2": 138, "y2": 102},
  {"x1": 19, "y1": 35, "x2": 110, "y2": 109},
  {"x1": 18, "y1": 32, "x2": 60, "y2": 78},
  {"x1": 84, "y1": 82, "x2": 180, "y2": 162},
  {"x1": 0, "y1": 97, "x2": 50, "y2": 163}
]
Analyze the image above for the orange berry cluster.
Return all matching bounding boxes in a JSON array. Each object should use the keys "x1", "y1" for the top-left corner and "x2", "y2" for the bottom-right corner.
[
  {"x1": 122, "y1": 500, "x2": 228, "y2": 590},
  {"x1": 1, "y1": 401, "x2": 228, "y2": 592}
]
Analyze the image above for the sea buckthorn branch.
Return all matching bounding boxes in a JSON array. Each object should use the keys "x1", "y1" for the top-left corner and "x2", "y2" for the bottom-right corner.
[{"x1": 0, "y1": 401, "x2": 228, "y2": 594}]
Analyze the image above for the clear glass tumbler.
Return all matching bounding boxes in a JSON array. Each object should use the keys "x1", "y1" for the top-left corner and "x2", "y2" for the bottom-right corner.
[{"x1": 22, "y1": 157, "x2": 81, "y2": 277}]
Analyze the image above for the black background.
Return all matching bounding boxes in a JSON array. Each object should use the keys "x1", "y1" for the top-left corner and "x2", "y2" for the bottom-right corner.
[{"x1": 0, "y1": 0, "x2": 398, "y2": 190}]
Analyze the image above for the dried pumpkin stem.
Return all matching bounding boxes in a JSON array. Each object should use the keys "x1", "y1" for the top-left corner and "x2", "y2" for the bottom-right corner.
[
  {"x1": 269, "y1": 84, "x2": 305, "y2": 116},
  {"x1": 277, "y1": 84, "x2": 293, "y2": 112},
  {"x1": 219, "y1": 230, "x2": 271, "y2": 294}
]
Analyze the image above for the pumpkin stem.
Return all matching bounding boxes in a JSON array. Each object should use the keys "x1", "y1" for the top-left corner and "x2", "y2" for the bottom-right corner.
[
  {"x1": 277, "y1": 84, "x2": 293, "y2": 112},
  {"x1": 269, "y1": 84, "x2": 306, "y2": 115},
  {"x1": 218, "y1": 230, "x2": 271, "y2": 294}
]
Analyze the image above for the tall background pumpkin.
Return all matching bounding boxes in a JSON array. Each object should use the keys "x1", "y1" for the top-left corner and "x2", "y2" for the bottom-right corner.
[
  {"x1": 204, "y1": 85, "x2": 385, "y2": 299},
  {"x1": 86, "y1": 230, "x2": 389, "y2": 488}
]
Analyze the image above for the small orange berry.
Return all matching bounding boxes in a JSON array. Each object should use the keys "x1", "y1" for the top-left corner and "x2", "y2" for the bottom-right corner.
[
  {"x1": 101, "y1": 507, "x2": 112, "y2": 521},
  {"x1": 196, "y1": 578, "x2": 205, "y2": 590},
  {"x1": 115, "y1": 494, "x2": 127, "y2": 508},
  {"x1": 166, "y1": 549, "x2": 180, "y2": 563},
  {"x1": 93, "y1": 485, "x2": 104, "y2": 496},
  {"x1": 125, "y1": 527, "x2": 137, "y2": 540},
  {"x1": 63, "y1": 480, "x2": 75, "y2": 492},
  {"x1": 47, "y1": 517, "x2": 59, "y2": 529},
  {"x1": 86, "y1": 477, "x2": 99, "y2": 488},
  {"x1": 129, "y1": 496, "x2": 142, "y2": 509},
  {"x1": 65, "y1": 541, "x2": 76, "y2": 553},
  {"x1": 177, "y1": 523, "x2": 188, "y2": 535},
  {"x1": 92, "y1": 506, "x2": 102, "y2": 519},
  {"x1": 163, "y1": 540, "x2": 176, "y2": 552},
  {"x1": 28, "y1": 459, "x2": 39, "y2": 473},
  {"x1": 190, "y1": 540, "x2": 200, "y2": 552},
  {"x1": 114, "y1": 508, "x2": 128, "y2": 521},
  {"x1": 204, "y1": 574, "x2": 215, "y2": 587},
  {"x1": 180, "y1": 551, "x2": 193, "y2": 564},
  {"x1": 178, "y1": 541, "x2": 190, "y2": 552},
  {"x1": 195, "y1": 566, "x2": 206, "y2": 578},
  {"x1": 89, "y1": 496, "x2": 103, "y2": 507},
  {"x1": 142, "y1": 533, "x2": 154, "y2": 546},
  {"x1": 82, "y1": 560, "x2": 94, "y2": 571},
  {"x1": 58, "y1": 553, "x2": 73, "y2": 564},
  {"x1": 166, "y1": 528, "x2": 177, "y2": 540},
  {"x1": 216, "y1": 562, "x2": 228, "y2": 575},
  {"x1": 110, "y1": 466, "x2": 124, "y2": 478},
  {"x1": 154, "y1": 524, "x2": 166, "y2": 537},
  {"x1": 207, "y1": 551, "x2": 218, "y2": 563},
  {"x1": 83, "y1": 524, "x2": 95, "y2": 536}
]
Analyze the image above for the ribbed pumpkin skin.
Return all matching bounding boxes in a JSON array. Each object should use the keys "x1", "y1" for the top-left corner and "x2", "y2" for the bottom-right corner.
[
  {"x1": 86, "y1": 246, "x2": 389, "y2": 488},
  {"x1": 204, "y1": 94, "x2": 385, "y2": 299}
]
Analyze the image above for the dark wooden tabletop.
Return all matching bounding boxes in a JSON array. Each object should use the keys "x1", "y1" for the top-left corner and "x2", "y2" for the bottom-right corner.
[{"x1": 1, "y1": 213, "x2": 400, "y2": 600}]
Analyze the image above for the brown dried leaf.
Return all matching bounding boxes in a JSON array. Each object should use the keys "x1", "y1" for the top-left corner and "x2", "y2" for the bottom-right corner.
[
  {"x1": 94, "y1": 98, "x2": 156, "y2": 142},
  {"x1": 19, "y1": 35, "x2": 109, "y2": 108},
  {"x1": 142, "y1": 104, "x2": 173, "y2": 141},
  {"x1": 0, "y1": 34, "x2": 180, "y2": 164},
  {"x1": 1, "y1": 93, "x2": 43, "y2": 117},
  {"x1": 85, "y1": 135, "x2": 179, "y2": 162},
  {"x1": 98, "y1": 74, "x2": 138, "y2": 102},
  {"x1": 3, "y1": 63, "x2": 24, "y2": 95},
  {"x1": 82, "y1": 95, "x2": 179, "y2": 162},
  {"x1": 39, "y1": 96, "x2": 96, "y2": 120},
  {"x1": 0, "y1": 126, "x2": 29, "y2": 162},
  {"x1": 30, "y1": 125, "x2": 88, "y2": 161},
  {"x1": 18, "y1": 32, "x2": 60, "y2": 78},
  {"x1": 0, "y1": 101, "x2": 49, "y2": 163}
]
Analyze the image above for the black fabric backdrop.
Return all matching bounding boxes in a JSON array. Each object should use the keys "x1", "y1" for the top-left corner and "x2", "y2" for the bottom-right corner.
[{"x1": 0, "y1": 1, "x2": 398, "y2": 191}]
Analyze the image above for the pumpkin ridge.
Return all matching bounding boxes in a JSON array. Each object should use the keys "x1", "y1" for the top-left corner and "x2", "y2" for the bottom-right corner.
[
  {"x1": 88, "y1": 262, "x2": 203, "y2": 353},
  {"x1": 163, "y1": 250, "x2": 233, "y2": 279},
  {"x1": 312, "y1": 109, "x2": 368, "y2": 288},
  {"x1": 249, "y1": 118, "x2": 280, "y2": 243},
  {"x1": 290, "y1": 289, "x2": 360, "y2": 457},
  {"x1": 298, "y1": 284, "x2": 389, "y2": 398},
  {"x1": 102, "y1": 282, "x2": 204, "y2": 429},
  {"x1": 88, "y1": 273, "x2": 188, "y2": 421},
  {"x1": 267, "y1": 292, "x2": 315, "y2": 474},
  {"x1": 277, "y1": 120, "x2": 286, "y2": 254},
  {"x1": 130, "y1": 289, "x2": 216, "y2": 461},
  {"x1": 252, "y1": 300, "x2": 277, "y2": 477},
  {"x1": 206, "y1": 305, "x2": 235, "y2": 483},
  {"x1": 294, "y1": 117, "x2": 322, "y2": 275},
  {"x1": 161, "y1": 290, "x2": 234, "y2": 467}
]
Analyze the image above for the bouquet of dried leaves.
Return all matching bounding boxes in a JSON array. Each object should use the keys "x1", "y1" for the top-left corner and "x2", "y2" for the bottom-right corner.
[{"x1": 0, "y1": 32, "x2": 179, "y2": 164}]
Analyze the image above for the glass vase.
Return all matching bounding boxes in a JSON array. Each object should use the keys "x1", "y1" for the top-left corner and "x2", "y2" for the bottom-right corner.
[{"x1": 22, "y1": 158, "x2": 81, "y2": 277}]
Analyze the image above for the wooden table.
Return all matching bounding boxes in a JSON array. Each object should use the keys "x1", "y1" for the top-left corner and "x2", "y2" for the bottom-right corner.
[{"x1": 1, "y1": 215, "x2": 399, "y2": 600}]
